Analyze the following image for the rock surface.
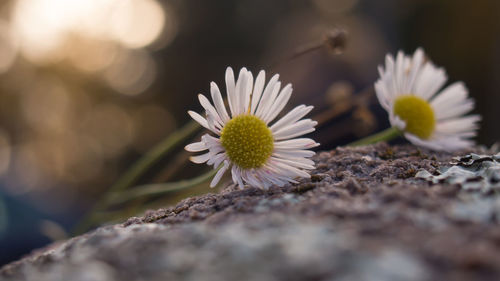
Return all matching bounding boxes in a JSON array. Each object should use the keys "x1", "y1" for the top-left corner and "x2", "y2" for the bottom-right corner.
[{"x1": 2, "y1": 143, "x2": 500, "y2": 281}]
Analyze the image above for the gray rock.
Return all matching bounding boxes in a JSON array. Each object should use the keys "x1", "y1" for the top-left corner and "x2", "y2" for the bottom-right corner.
[{"x1": 2, "y1": 143, "x2": 500, "y2": 281}]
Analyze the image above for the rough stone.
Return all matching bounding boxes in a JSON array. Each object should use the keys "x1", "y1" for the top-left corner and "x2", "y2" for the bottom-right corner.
[{"x1": 2, "y1": 143, "x2": 500, "y2": 281}]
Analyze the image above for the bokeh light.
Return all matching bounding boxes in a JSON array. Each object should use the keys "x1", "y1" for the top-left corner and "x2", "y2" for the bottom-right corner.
[
  {"x1": 11, "y1": 0, "x2": 170, "y2": 64},
  {"x1": 103, "y1": 50, "x2": 157, "y2": 96},
  {"x1": 0, "y1": 0, "x2": 176, "y2": 199},
  {"x1": 82, "y1": 103, "x2": 135, "y2": 158},
  {"x1": 109, "y1": 0, "x2": 166, "y2": 49},
  {"x1": 20, "y1": 77, "x2": 71, "y2": 133},
  {"x1": 0, "y1": 20, "x2": 17, "y2": 74}
]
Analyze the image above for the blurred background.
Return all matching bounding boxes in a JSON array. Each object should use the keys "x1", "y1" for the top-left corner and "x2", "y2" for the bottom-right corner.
[{"x1": 0, "y1": 0, "x2": 498, "y2": 266}]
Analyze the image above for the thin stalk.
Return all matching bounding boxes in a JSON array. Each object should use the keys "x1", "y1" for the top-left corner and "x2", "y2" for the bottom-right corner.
[
  {"x1": 107, "y1": 168, "x2": 218, "y2": 205},
  {"x1": 73, "y1": 120, "x2": 201, "y2": 234},
  {"x1": 85, "y1": 168, "x2": 217, "y2": 224},
  {"x1": 108, "y1": 120, "x2": 200, "y2": 193},
  {"x1": 348, "y1": 127, "x2": 401, "y2": 146}
]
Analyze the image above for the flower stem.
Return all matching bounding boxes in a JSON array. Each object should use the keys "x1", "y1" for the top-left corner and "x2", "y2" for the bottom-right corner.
[
  {"x1": 82, "y1": 167, "x2": 219, "y2": 225},
  {"x1": 109, "y1": 120, "x2": 201, "y2": 193},
  {"x1": 348, "y1": 127, "x2": 401, "y2": 146},
  {"x1": 107, "y1": 168, "x2": 218, "y2": 205},
  {"x1": 73, "y1": 120, "x2": 201, "y2": 235}
]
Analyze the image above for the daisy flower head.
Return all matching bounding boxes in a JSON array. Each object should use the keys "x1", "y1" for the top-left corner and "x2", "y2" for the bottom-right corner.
[
  {"x1": 375, "y1": 48, "x2": 480, "y2": 151},
  {"x1": 185, "y1": 67, "x2": 319, "y2": 189}
]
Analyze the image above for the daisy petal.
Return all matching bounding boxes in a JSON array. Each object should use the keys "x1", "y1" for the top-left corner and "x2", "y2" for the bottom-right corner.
[
  {"x1": 250, "y1": 70, "x2": 266, "y2": 114},
  {"x1": 406, "y1": 48, "x2": 424, "y2": 93},
  {"x1": 210, "y1": 160, "x2": 230, "y2": 187},
  {"x1": 435, "y1": 115, "x2": 481, "y2": 134},
  {"x1": 375, "y1": 80, "x2": 391, "y2": 111},
  {"x1": 231, "y1": 166, "x2": 244, "y2": 188},
  {"x1": 185, "y1": 141, "x2": 207, "y2": 152},
  {"x1": 273, "y1": 149, "x2": 316, "y2": 158},
  {"x1": 274, "y1": 138, "x2": 319, "y2": 149},
  {"x1": 198, "y1": 94, "x2": 223, "y2": 126},
  {"x1": 225, "y1": 67, "x2": 236, "y2": 117},
  {"x1": 257, "y1": 81, "x2": 281, "y2": 119},
  {"x1": 255, "y1": 74, "x2": 279, "y2": 117},
  {"x1": 244, "y1": 70, "x2": 253, "y2": 113},
  {"x1": 188, "y1": 110, "x2": 209, "y2": 129},
  {"x1": 270, "y1": 105, "x2": 313, "y2": 132},
  {"x1": 210, "y1": 82, "x2": 230, "y2": 123},
  {"x1": 431, "y1": 82, "x2": 475, "y2": 120},
  {"x1": 234, "y1": 68, "x2": 248, "y2": 116},
  {"x1": 414, "y1": 63, "x2": 447, "y2": 100},
  {"x1": 190, "y1": 152, "x2": 210, "y2": 164},
  {"x1": 274, "y1": 119, "x2": 317, "y2": 140},
  {"x1": 263, "y1": 84, "x2": 293, "y2": 124},
  {"x1": 272, "y1": 156, "x2": 315, "y2": 170}
]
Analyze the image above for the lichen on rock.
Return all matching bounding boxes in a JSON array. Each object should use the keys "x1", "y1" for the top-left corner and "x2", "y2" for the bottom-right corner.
[{"x1": 416, "y1": 153, "x2": 500, "y2": 193}]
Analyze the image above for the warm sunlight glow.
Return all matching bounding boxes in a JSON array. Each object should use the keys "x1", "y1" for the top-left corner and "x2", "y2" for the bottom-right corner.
[
  {"x1": 110, "y1": 0, "x2": 166, "y2": 48},
  {"x1": 0, "y1": 20, "x2": 18, "y2": 74},
  {"x1": 104, "y1": 50, "x2": 157, "y2": 96},
  {"x1": 11, "y1": 0, "x2": 169, "y2": 63}
]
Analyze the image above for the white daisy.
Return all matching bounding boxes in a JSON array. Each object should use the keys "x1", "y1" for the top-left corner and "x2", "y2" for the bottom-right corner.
[
  {"x1": 375, "y1": 48, "x2": 480, "y2": 151},
  {"x1": 185, "y1": 67, "x2": 319, "y2": 189}
]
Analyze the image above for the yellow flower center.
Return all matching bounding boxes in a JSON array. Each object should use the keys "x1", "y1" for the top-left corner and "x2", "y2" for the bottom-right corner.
[
  {"x1": 220, "y1": 115, "x2": 274, "y2": 169},
  {"x1": 393, "y1": 95, "x2": 436, "y2": 139}
]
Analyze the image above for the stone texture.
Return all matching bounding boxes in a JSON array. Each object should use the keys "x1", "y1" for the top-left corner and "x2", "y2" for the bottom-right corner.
[{"x1": 2, "y1": 143, "x2": 500, "y2": 281}]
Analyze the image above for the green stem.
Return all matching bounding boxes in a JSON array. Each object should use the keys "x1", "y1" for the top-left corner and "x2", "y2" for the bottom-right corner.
[
  {"x1": 86, "y1": 168, "x2": 218, "y2": 224},
  {"x1": 348, "y1": 127, "x2": 401, "y2": 146},
  {"x1": 73, "y1": 120, "x2": 201, "y2": 235},
  {"x1": 107, "y1": 168, "x2": 218, "y2": 205},
  {"x1": 109, "y1": 120, "x2": 200, "y2": 193}
]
